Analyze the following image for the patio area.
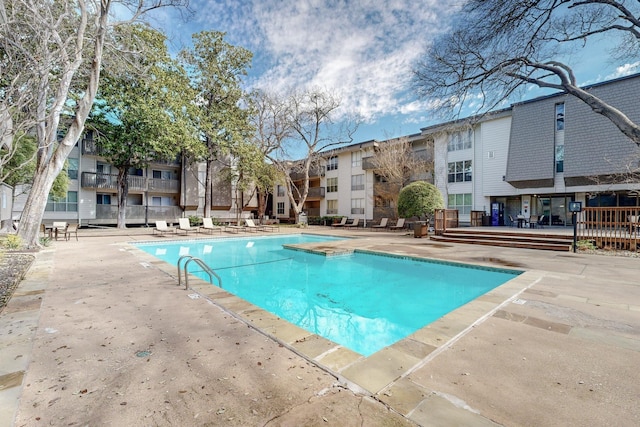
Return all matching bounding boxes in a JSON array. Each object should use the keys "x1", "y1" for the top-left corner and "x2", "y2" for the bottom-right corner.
[{"x1": 1, "y1": 226, "x2": 639, "y2": 426}]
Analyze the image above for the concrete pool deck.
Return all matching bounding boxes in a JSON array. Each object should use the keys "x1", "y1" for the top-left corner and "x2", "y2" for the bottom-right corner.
[{"x1": 1, "y1": 226, "x2": 639, "y2": 426}]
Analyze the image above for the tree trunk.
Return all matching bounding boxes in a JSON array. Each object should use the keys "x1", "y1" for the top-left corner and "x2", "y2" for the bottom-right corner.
[
  {"x1": 116, "y1": 168, "x2": 129, "y2": 229},
  {"x1": 17, "y1": 160, "x2": 63, "y2": 248},
  {"x1": 204, "y1": 159, "x2": 214, "y2": 218}
]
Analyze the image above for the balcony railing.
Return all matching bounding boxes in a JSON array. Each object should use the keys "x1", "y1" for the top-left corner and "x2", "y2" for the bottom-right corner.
[
  {"x1": 81, "y1": 172, "x2": 179, "y2": 193},
  {"x1": 290, "y1": 166, "x2": 326, "y2": 181},
  {"x1": 362, "y1": 156, "x2": 376, "y2": 170},
  {"x1": 293, "y1": 186, "x2": 325, "y2": 201}
]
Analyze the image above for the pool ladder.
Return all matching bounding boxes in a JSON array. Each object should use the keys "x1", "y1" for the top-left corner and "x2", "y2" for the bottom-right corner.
[{"x1": 177, "y1": 255, "x2": 222, "y2": 290}]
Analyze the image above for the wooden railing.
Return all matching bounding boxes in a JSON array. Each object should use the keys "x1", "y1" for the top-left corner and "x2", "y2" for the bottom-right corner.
[
  {"x1": 577, "y1": 207, "x2": 639, "y2": 251},
  {"x1": 434, "y1": 209, "x2": 459, "y2": 235}
]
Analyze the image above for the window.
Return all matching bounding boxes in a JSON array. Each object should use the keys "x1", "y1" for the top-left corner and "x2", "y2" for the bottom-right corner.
[
  {"x1": 326, "y1": 199, "x2": 337, "y2": 215},
  {"x1": 555, "y1": 145, "x2": 564, "y2": 173},
  {"x1": 448, "y1": 193, "x2": 472, "y2": 215},
  {"x1": 351, "y1": 151, "x2": 362, "y2": 168},
  {"x1": 556, "y1": 103, "x2": 565, "y2": 131},
  {"x1": 152, "y1": 170, "x2": 175, "y2": 180},
  {"x1": 277, "y1": 202, "x2": 285, "y2": 215},
  {"x1": 129, "y1": 167, "x2": 143, "y2": 176},
  {"x1": 351, "y1": 198, "x2": 364, "y2": 214},
  {"x1": 447, "y1": 129, "x2": 473, "y2": 151},
  {"x1": 277, "y1": 185, "x2": 285, "y2": 197},
  {"x1": 448, "y1": 160, "x2": 472, "y2": 183},
  {"x1": 96, "y1": 194, "x2": 111, "y2": 205},
  {"x1": 67, "y1": 158, "x2": 78, "y2": 180},
  {"x1": 45, "y1": 191, "x2": 78, "y2": 212},
  {"x1": 326, "y1": 177, "x2": 338, "y2": 192},
  {"x1": 375, "y1": 173, "x2": 388, "y2": 183},
  {"x1": 351, "y1": 174, "x2": 364, "y2": 191},
  {"x1": 327, "y1": 156, "x2": 338, "y2": 171},
  {"x1": 151, "y1": 196, "x2": 173, "y2": 206}
]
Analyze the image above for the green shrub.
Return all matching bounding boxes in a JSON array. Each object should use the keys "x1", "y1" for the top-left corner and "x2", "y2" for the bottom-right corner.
[
  {"x1": 188, "y1": 215, "x2": 202, "y2": 226},
  {"x1": 397, "y1": 181, "x2": 444, "y2": 220},
  {"x1": 576, "y1": 240, "x2": 597, "y2": 251},
  {"x1": 1, "y1": 234, "x2": 22, "y2": 250}
]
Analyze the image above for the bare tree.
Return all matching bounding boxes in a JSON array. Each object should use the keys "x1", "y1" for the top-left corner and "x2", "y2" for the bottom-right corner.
[
  {"x1": 370, "y1": 136, "x2": 433, "y2": 217},
  {"x1": 1, "y1": 0, "x2": 189, "y2": 248},
  {"x1": 415, "y1": 0, "x2": 640, "y2": 147},
  {"x1": 256, "y1": 88, "x2": 359, "y2": 222}
]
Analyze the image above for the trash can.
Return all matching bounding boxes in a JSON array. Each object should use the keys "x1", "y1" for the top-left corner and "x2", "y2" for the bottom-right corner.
[
  {"x1": 414, "y1": 221, "x2": 428, "y2": 238},
  {"x1": 298, "y1": 212, "x2": 308, "y2": 225}
]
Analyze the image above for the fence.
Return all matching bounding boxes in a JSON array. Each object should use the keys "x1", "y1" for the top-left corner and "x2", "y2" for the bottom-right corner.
[
  {"x1": 434, "y1": 209, "x2": 459, "y2": 235},
  {"x1": 577, "y1": 207, "x2": 639, "y2": 251}
]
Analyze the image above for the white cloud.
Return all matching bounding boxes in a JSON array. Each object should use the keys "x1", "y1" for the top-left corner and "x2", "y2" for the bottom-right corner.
[
  {"x1": 180, "y1": 0, "x2": 455, "y2": 123},
  {"x1": 607, "y1": 62, "x2": 640, "y2": 80}
]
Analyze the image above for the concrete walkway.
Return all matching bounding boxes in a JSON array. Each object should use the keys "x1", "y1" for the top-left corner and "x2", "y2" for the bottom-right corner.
[{"x1": 1, "y1": 226, "x2": 639, "y2": 426}]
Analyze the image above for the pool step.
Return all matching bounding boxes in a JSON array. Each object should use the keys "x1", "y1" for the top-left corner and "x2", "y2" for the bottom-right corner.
[{"x1": 430, "y1": 229, "x2": 573, "y2": 251}]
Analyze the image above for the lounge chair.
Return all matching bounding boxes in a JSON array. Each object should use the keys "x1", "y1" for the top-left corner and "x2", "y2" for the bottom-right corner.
[
  {"x1": 536, "y1": 215, "x2": 546, "y2": 229},
  {"x1": 371, "y1": 218, "x2": 389, "y2": 231},
  {"x1": 331, "y1": 217, "x2": 348, "y2": 227},
  {"x1": 64, "y1": 223, "x2": 79, "y2": 241},
  {"x1": 344, "y1": 218, "x2": 360, "y2": 228},
  {"x1": 225, "y1": 220, "x2": 246, "y2": 233},
  {"x1": 245, "y1": 218, "x2": 278, "y2": 232},
  {"x1": 52, "y1": 221, "x2": 67, "y2": 240},
  {"x1": 389, "y1": 218, "x2": 406, "y2": 231},
  {"x1": 154, "y1": 220, "x2": 176, "y2": 236},
  {"x1": 201, "y1": 217, "x2": 222, "y2": 234},
  {"x1": 508, "y1": 215, "x2": 516, "y2": 227},
  {"x1": 177, "y1": 218, "x2": 198, "y2": 234}
]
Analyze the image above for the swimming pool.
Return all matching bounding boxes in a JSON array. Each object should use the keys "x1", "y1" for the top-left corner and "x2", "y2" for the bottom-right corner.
[{"x1": 136, "y1": 234, "x2": 520, "y2": 356}]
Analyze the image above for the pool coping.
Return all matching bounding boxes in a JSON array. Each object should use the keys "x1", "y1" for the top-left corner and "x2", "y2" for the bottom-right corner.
[{"x1": 125, "y1": 236, "x2": 541, "y2": 401}]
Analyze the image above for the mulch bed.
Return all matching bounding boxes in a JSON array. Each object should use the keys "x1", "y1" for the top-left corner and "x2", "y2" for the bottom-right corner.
[{"x1": 0, "y1": 253, "x2": 36, "y2": 314}]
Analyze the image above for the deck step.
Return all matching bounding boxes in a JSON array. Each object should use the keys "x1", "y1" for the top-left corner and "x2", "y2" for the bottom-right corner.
[{"x1": 431, "y1": 229, "x2": 573, "y2": 251}]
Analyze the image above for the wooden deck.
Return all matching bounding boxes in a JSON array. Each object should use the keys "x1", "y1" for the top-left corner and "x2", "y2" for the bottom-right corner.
[{"x1": 430, "y1": 227, "x2": 574, "y2": 251}]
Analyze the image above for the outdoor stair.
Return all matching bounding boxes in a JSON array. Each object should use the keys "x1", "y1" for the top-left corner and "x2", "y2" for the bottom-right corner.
[{"x1": 430, "y1": 228, "x2": 573, "y2": 251}]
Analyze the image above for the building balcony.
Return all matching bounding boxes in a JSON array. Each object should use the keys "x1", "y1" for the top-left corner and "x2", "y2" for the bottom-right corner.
[
  {"x1": 362, "y1": 156, "x2": 376, "y2": 170},
  {"x1": 81, "y1": 172, "x2": 178, "y2": 193},
  {"x1": 290, "y1": 166, "x2": 326, "y2": 181},
  {"x1": 294, "y1": 186, "x2": 325, "y2": 202}
]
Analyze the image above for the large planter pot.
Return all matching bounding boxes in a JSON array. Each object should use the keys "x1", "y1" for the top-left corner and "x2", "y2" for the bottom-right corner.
[{"x1": 414, "y1": 221, "x2": 428, "y2": 238}]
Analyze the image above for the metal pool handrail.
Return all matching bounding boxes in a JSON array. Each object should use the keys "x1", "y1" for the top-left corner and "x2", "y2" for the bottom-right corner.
[{"x1": 177, "y1": 255, "x2": 222, "y2": 290}]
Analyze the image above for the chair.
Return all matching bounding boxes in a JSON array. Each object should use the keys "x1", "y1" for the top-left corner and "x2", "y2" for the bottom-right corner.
[
  {"x1": 245, "y1": 218, "x2": 278, "y2": 232},
  {"x1": 331, "y1": 217, "x2": 348, "y2": 227},
  {"x1": 535, "y1": 215, "x2": 545, "y2": 229},
  {"x1": 177, "y1": 218, "x2": 198, "y2": 234},
  {"x1": 225, "y1": 220, "x2": 246, "y2": 233},
  {"x1": 52, "y1": 221, "x2": 67, "y2": 240},
  {"x1": 529, "y1": 215, "x2": 539, "y2": 229},
  {"x1": 154, "y1": 220, "x2": 176, "y2": 236},
  {"x1": 344, "y1": 218, "x2": 360, "y2": 228},
  {"x1": 64, "y1": 223, "x2": 79, "y2": 241},
  {"x1": 389, "y1": 218, "x2": 406, "y2": 231},
  {"x1": 508, "y1": 215, "x2": 517, "y2": 228},
  {"x1": 371, "y1": 218, "x2": 389, "y2": 231},
  {"x1": 201, "y1": 217, "x2": 222, "y2": 234}
]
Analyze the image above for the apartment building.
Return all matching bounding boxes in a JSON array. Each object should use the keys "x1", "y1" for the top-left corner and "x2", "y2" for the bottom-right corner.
[
  {"x1": 12, "y1": 132, "x2": 258, "y2": 227},
  {"x1": 426, "y1": 73, "x2": 640, "y2": 226},
  {"x1": 11, "y1": 74, "x2": 640, "y2": 228}
]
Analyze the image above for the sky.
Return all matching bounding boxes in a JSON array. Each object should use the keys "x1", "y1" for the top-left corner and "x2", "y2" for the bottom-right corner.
[{"x1": 148, "y1": 0, "x2": 640, "y2": 144}]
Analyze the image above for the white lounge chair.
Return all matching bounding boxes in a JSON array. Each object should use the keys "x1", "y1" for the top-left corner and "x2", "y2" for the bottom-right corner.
[
  {"x1": 371, "y1": 218, "x2": 389, "y2": 231},
  {"x1": 201, "y1": 217, "x2": 222, "y2": 234},
  {"x1": 389, "y1": 218, "x2": 406, "y2": 231},
  {"x1": 177, "y1": 218, "x2": 198, "y2": 234},
  {"x1": 331, "y1": 217, "x2": 348, "y2": 227},
  {"x1": 154, "y1": 220, "x2": 176, "y2": 236},
  {"x1": 344, "y1": 218, "x2": 360, "y2": 228},
  {"x1": 245, "y1": 218, "x2": 278, "y2": 232}
]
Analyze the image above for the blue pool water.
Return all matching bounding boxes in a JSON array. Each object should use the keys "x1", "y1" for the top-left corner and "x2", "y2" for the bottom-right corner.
[{"x1": 136, "y1": 234, "x2": 520, "y2": 356}]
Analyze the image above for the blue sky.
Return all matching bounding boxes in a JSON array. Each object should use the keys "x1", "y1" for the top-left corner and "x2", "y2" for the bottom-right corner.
[{"x1": 149, "y1": 0, "x2": 640, "y2": 144}]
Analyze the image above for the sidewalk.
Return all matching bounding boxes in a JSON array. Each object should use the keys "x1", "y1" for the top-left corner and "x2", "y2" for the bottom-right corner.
[{"x1": 1, "y1": 227, "x2": 639, "y2": 426}]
